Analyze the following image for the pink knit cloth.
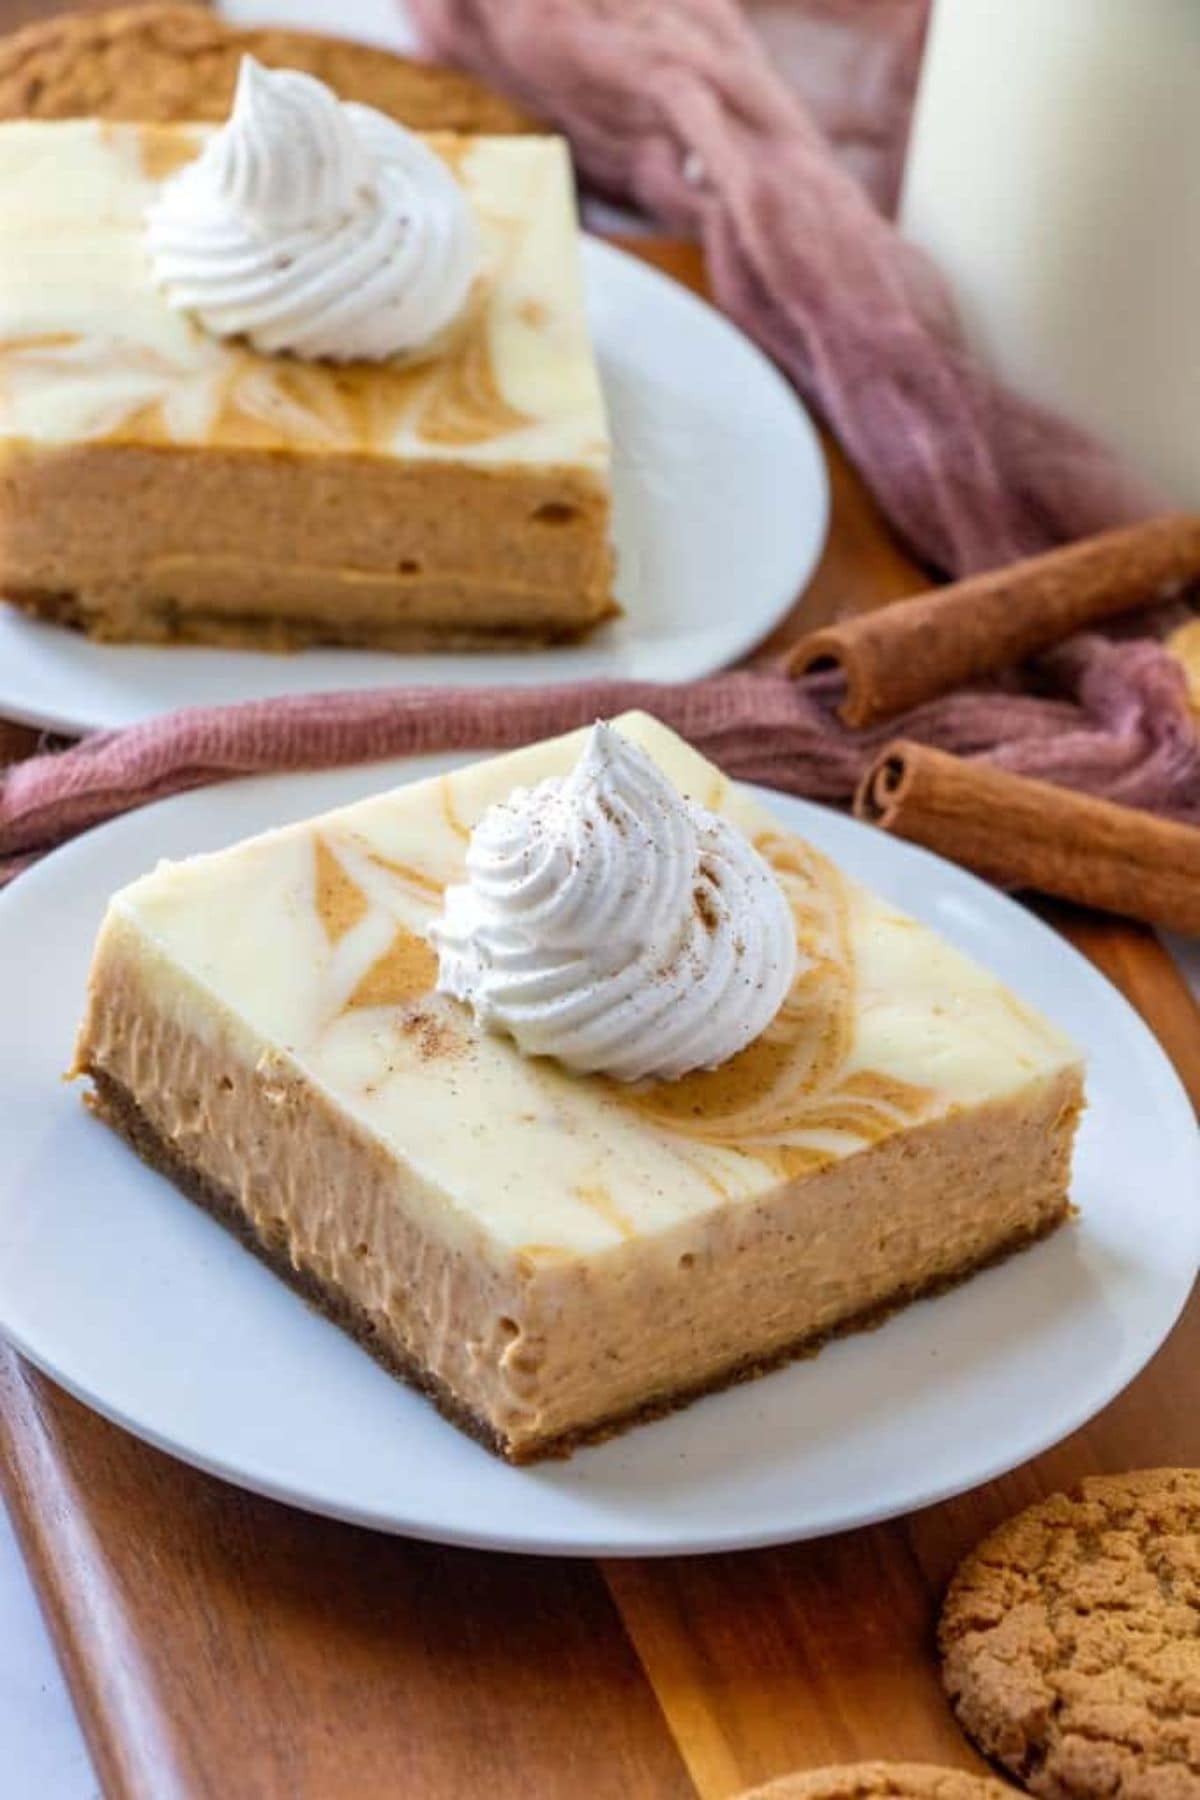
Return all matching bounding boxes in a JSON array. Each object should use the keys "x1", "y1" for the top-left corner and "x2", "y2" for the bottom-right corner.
[
  {"x1": 4, "y1": 634, "x2": 1196, "y2": 887},
  {"x1": 411, "y1": 0, "x2": 1161, "y2": 575},
  {"x1": 743, "y1": 0, "x2": 929, "y2": 212}
]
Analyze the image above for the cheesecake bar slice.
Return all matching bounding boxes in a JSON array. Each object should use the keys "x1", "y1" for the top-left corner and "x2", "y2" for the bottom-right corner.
[
  {"x1": 0, "y1": 121, "x2": 613, "y2": 648},
  {"x1": 72, "y1": 715, "x2": 1085, "y2": 1461}
]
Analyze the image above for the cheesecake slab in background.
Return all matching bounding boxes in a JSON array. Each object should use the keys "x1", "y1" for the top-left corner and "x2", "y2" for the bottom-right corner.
[
  {"x1": 72, "y1": 716, "x2": 1085, "y2": 1462},
  {"x1": 0, "y1": 120, "x2": 613, "y2": 648}
]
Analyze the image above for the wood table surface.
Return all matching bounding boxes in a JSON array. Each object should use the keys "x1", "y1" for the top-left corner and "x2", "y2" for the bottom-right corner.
[{"x1": 0, "y1": 41, "x2": 1197, "y2": 1797}]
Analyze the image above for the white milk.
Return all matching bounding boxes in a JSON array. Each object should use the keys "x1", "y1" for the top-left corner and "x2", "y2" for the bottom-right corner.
[{"x1": 900, "y1": 0, "x2": 1200, "y2": 504}]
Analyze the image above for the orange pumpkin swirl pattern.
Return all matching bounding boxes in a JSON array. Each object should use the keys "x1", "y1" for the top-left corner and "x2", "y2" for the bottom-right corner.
[{"x1": 629, "y1": 833, "x2": 935, "y2": 1162}]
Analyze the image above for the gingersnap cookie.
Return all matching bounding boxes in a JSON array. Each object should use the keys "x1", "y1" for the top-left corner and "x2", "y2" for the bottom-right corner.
[
  {"x1": 734, "y1": 1764, "x2": 1012, "y2": 1800},
  {"x1": 0, "y1": 4, "x2": 536, "y2": 133},
  {"x1": 940, "y1": 1469, "x2": 1200, "y2": 1800}
]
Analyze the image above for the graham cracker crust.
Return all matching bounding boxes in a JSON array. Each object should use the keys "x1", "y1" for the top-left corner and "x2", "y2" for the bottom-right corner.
[
  {"x1": 85, "y1": 1066, "x2": 1073, "y2": 1466},
  {"x1": 5, "y1": 588, "x2": 617, "y2": 654}
]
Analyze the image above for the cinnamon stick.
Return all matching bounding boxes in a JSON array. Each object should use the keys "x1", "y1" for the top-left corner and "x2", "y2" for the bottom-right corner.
[
  {"x1": 854, "y1": 741, "x2": 1200, "y2": 935},
  {"x1": 792, "y1": 514, "x2": 1200, "y2": 727}
]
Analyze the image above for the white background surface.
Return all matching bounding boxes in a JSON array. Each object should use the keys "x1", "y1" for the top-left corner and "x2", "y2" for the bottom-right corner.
[{"x1": 2, "y1": 2, "x2": 1197, "y2": 1795}]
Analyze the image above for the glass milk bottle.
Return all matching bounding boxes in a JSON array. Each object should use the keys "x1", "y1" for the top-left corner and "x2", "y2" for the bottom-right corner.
[{"x1": 900, "y1": 0, "x2": 1200, "y2": 504}]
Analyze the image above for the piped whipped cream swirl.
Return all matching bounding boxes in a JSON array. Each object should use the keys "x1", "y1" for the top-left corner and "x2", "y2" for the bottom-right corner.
[
  {"x1": 430, "y1": 724, "x2": 798, "y2": 1084},
  {"x1": 145, "y1": 57, "x2": 479, "y2": 362}
]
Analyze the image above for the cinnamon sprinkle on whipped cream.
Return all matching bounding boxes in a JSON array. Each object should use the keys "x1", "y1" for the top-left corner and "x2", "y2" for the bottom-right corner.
[{"x1": 429, "y1": 722, "x2": 798, "y2": 1083}]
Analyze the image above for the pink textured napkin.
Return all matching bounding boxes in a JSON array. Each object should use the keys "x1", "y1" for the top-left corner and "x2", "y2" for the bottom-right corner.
[
  {"x1": 410, "y1": 0, "x2": 1161, "y2": 576},
  {"x1": 4, "y1": 632, "x2": 1196, "y2": 887},
  {"x1": 744, "y1": 0, "x2": 929, "y2": 213}
]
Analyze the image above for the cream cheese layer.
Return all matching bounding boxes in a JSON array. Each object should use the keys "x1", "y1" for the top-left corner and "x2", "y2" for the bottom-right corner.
[
  {"x1": 105, "y1": 715, "x2": 1083, "y2": 1261},
  {"x1": 0, "y1": 121, "x2": 609, "y2": 469}
]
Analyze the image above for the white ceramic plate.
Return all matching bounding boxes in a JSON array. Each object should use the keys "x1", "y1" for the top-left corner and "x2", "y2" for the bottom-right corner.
[
  {"x1": 0, "y1": 239, "x2": 828, "y2": 734},
  {"x1": 1, "y1": 759, "x2": 1196, "y2": 1555}
]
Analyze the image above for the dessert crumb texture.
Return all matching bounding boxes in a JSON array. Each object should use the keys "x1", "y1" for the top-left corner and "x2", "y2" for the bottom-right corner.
[
  {"x1": 735, "y1": 1763, "x2": 1012, "y2": 1800},
  {"x1": 940, "y1": 1469, "x2": 1200, "y2": 1800},
  {"x1": 0, "y1": 4, "x2": 537, "y2": 132}
]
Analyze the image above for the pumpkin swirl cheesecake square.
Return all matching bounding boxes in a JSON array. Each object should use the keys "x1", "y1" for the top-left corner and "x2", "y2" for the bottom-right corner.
[
  {"x1": 0, "y1": 64, "x2": 613, "y2": 650},
  {"x1": 71, "y1": 715, "x2": 1085, "y2": 1462}
]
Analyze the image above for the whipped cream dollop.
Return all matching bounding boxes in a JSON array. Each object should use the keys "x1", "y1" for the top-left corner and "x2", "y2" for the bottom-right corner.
[
  {"x1": 430, "y1": 725, "x2": 798, "y2": 1084},
  {"x1": 145, "y1": 56, "x2": 479, "y2": 362}
]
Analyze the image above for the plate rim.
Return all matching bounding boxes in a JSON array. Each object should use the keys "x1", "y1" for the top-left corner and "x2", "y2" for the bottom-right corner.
[
  {"x1": 0, "y1": 756, "x2": 1195, "y2": 1555},
  {"x1": 0, "y1": 235, "x2": 829, "y2": 735}
]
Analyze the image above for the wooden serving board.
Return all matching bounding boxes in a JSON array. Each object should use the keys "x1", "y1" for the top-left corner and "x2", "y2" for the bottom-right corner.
[{"x1": 0, "y1": 203, "x2": 1198, "y2": 1800}]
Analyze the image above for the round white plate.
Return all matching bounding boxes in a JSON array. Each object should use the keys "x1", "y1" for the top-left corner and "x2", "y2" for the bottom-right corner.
[
  {"x1": 0, "y1": 239, "x2": 828, "y2": 734},
  {"x1": 0, "y1": 761, "x2": 1196, "y2": 1556}
]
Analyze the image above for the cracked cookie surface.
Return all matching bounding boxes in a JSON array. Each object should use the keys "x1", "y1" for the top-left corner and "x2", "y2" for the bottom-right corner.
[
  {"x1": 735, "y1": 1763, "x2": 1013, "y2": 1800},
  {"x1": 940, "y1": 1469, "x2": 1200, "y2": 1800},
  {"x1": 0, "y1": 3, "x2": 536, "y2": 132}
]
